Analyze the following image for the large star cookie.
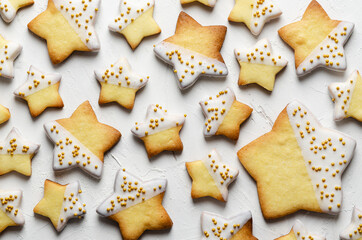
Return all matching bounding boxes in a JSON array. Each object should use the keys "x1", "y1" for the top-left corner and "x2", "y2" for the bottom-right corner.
[
  {"x1": 275, "y1": 220, "x2": 325, "y2": 240},
  {"x1": 108, "y1": 0, "x2": 161, "y2": 49},
  {"x1": 0, "y1": 0, "x2": 33, "y2": 23},
  {"x1": 278, "y1": 0, "x2": 354, "y2": 76},
  {"x1": 131, "y1": 104, "x2": 186, "y2": 158},
  {"x1": 44, "y1": 101, "x2": 121, "y2": 178},
  {"x1": 0, "y1": 34, "x2": 21, "y2": 79},
  {"x1": 329, "y1": 70, "x2": 362, "y2": 122},
  {"x1": 0, "y1": 104, "x2": 10, "y2": 124},
  {"x1": 340, "y1": 207, "x2": 362, "y2": 240},
  {"x1": 228, "y1": 0, "x2": 282, "y2": 36},
  {"x1": 238, "y1": 100, "x2": 356, "y2": 219},
  {"x1": 0, "y1": 190, "x2": 24, "y2": 233},
  {"x1": 95, "y1": 57, "x2": 148, "y2": 109},
  {"x1": 34, "y1": 180, "x2": 86, "y2": 232},
  {"x1": 97, "y1": 169, "x2": 173, "y2": 240},
  {"x1": 235, "y1": 39, "x2": 287, "y2": 91},
  {"x1": 14, "y1": 65, "x2": 64, "y2": 117},
  {"x1": 0, "y1": 127, "x2": 40, "y2": 176},
  {"x1": 200, "y1": 88, "x2": 252, "y2": 141},
  {"x1": 180, "y1": 0, "x2": 217, "y2": 7},
  {"x1": 154, "y1": 12, "x2": 228, "y2": 90},
  {"x1": 27, "y1": 0, "x2": 100, "y2": 64}
]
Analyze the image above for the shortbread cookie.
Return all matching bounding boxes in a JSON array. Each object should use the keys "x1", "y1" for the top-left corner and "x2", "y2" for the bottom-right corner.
[
  {"x1": 34, "y1": 180, "x2": 86, "y2": 232},
  {"x1": 108, "y1": 0, "x2": 161, "y2": 49},
  {"x1": 0, "y1": 0, "x2": 33, "y2": 23},
  {"x1": 14, "y1": 65, "x2": 64, "y2": 117},
  {"x1": 340, "y1": 207, "x2": 362, "y2": 240},
  {"x1": 27, "y1": 0, "x2": 100, "y2": 64},
  {"x1": 97, "y1": 168, "x2": 173, "y2": 240},
  {"x1": 186, "y1": 149, "x2": 239, "y2": 202},
  {"x1": 180, "y1": 0, "x2": 216, "y2": 7},
  {"x1": 278, "y1": 0, "x2": 354, "y2": 76},
  {"x1": 95, "y1": 57, "x2": 148, "y2": 109},
  {"x1": 238, "y1": 100, "x2": 356, "y2": 219},
  {"x1": 0, "y1": 34, "x2": 21, "y2": 79},
  {"x1": 200, "y1": 88, "x2": 252, "y2": 141},
  {"x1": 0, "y1": 127, "x2": 40, "y2": 176},
  {"x1": 44, "y1": 101, "x2": 121, "y2": 178},
  {"x1": 235, "y1": 39, "x2": 287, "y2": 91},
  {"x1": 0, "y1": 104, "x2": 10, "y2": 124},
  {"x1": 154, "y1": 12, "x2": 228, "y2": 90},
  {"x1": 228, "y1": 0, "x2": 282, "y2": 36},
  {"x1": 275, "y1": 220, "x2": 325, "y2": 240},
  {"x1": 131, "y1": 104, "x2": 186, "y2": 158},
  {"x1": 0, "y1": 190, "x2": 24, "y2": 233},
  {"x1": 201, "y1": 211, "x2": 257, "y2": 240},
  {"x1": 329, "y1": 70, "x2": 362, "y2": 122}
]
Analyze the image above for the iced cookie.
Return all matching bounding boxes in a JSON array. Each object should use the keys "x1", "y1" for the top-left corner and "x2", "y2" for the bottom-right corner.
[
  {"x1": 108, "y1": 0, "x2": 161, "y2": 49},
  {"x1": 186, "y1": 149, "x2": 239, "y2": 202},
  {"x1": 228, "y1": 0, "x2": 282, "y2": 36},
  {"x1": 238, "y1": 100, "x2": 356, "y2": 219},
  {"x1": 14, "y1": 65, "x2": 64, "y2": 117},
  {"x1": 27, "y1": 0, "x2": 100, "y2": 64},
  {"x1": 33, "y1": 180, "x2": 86, "y2": 232},
  {"x1": 278, "y1": 0, "x2": 354, "y2": 76},
  {"x1": 0, "y1": 104, "x2": 10, "y2": 124},
  {"x1": 44, "y1": 101, "x2": 121, "y2": 178},
  {"x1": 97, "y1": 168, "x2": 173, "y2": 240},
  {"x1": 180, "y1": 0, "x2": 216, "y2": 7},
  {"x1": 154, "y1": 11, "x2": 228, "y2": 90},
  {"x1": 329, "y1": 70, "x2": 362, "y2": 122},
  {"x1": 0, "y1": 190, "x2": 24, "y2": 233},
  {"x1": 0, "y1": 0, "x2": 33, "y2": 23},
  {"x1": 0, "y1": 34, "x2": 21, "y2": 79},
  {"x1": 275, "y1": 220, "x2": 325, "y2": 240},
  {"x1": 340, "y1": 207, "x2": 362, "y2": 240},
  {"x1": 235, "y1": 39, "x2": 287, "y2": 91},
  {"x1": 95, "y1": 57, "x2": 148, "y2": 109},
  {"x1": 200, "y1": 88, "x2": 252, "y2": 141},
  {"x1": 131, "y1": 104, "x2": 186, "y2": 158},
  {"x1": 0, "y1": 127, "x2": 40, "y2": 176}
]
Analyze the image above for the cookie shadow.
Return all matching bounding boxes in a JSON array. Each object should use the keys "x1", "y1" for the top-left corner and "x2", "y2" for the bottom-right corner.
[{"x1": 192, "y1": 196, "x2": 227, "y2": 208}]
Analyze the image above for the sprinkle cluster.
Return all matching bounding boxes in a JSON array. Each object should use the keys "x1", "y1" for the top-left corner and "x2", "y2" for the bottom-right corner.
[
  {"x1": 248, "y1": 0, "x2": 281, "y2": 35},
  {"x1": 340, "y1": 207, "x2": 362, "y2": 240},
  {"x1": 0, "y1": 128, "x2": 39, "y2": 157},
  {"x1": 0, "y1": 194, "x2": 19, "y2": 217},
  {"x1": 293, "y1": 220, "x2": 325, "y2": 240}
]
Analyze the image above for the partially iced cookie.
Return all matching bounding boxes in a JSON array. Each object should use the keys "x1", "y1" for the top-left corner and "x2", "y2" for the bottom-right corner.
[
  {"x1": 0, "y1": 0, "x2": 33, "y2": 23},
  {"x1": 340, "y1": 207, "x2": 362, "y2": 240},
  {"x1": 0, "y1": 190, "x2": 24, "y2": 233},
  {"x1": 180, "y1": 0, "x2": 217, "y2": 7},
  {"x1": 0, "y1": 104, "x2": 10, "y2": 124},
  {"x1": 0, "y1": 34, "x2": 21, "y2": 79},
  {"x1": 275, "y1": 220, "x2": 325, "y2": 240}
]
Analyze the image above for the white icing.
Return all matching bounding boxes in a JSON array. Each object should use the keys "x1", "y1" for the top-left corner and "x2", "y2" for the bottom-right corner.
[
  {"x1": 96, "y1": 169, "x2": 166, "y2": 217},
  {"x1": 0, "y1": 190, "x2": 24, "y2": 225},
  {"x1": 249, "y1": 0, "x2": 282, "y2": 35},
  {"x1": 0, "y1": 39, "x2": 21, "y2": 79},
  {"x1": 154, "y1": 41, "x2": 228, "y2": 90},
  {"x1": 340, "y1": 207, "x2": 362, "y2": 240},
  {"x1": 0, "y1": 0, "x2": 16, "y2": 23},
  {"x1": 43, "y1": 121, "x2": 103, "y2": 179},
  {"x1": 131, "y1": 104, "x2": 186, "y2": 138},
  {"x1": 0, "y1": 127, "x2": 39, "y2": 155},
  {"x1": 286, "y1": 100, "x2": 356, "y2": 213},
  {"x1": 293, "y1": 220, "x2": 325, "y2": 240},
  {"x1": 297, "y1": 22, "x2": 354, "y2": 76},
  {"x1": 207, "y1": 0, "x2": 216, "y2": 7}
]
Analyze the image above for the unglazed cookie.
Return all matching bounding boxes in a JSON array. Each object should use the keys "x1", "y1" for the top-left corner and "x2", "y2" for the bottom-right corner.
[
  {"x1": 0, "y1": 104, "x2": 10, "y2": 124},
  {"x1": 238, "y1": 100, "x2": 356, "y2": 219},
  {"x1": 95, "y1": 57, "x2": 148, "y2": 109},
  {"x1": 340, "y1": 207, "x2": 362, "y2": 240},
  {"x1": 44, "y1": 101, "x2": 121, "y2": 178},
  {"x1": 33, "y1": 180, "x2": 86, "y2": 232},
  {"x1": 186, "y1": 149, "x2": 239, "y2": 202},
  {"x1": 235, "y1": 39, "x2": 287, "y2": 91},
  {"x1": 154, "y1": 12, "x2": 228, "y2": 90},
  {"x1": 0, "y1": 34, "x2": 21, "y2": 79},
  {"x1": 27, "y1": 0, "x2": 100, "y2": 64},
  {"x1": 97, "y1": 169, "x2": 173, "y2": 240},
  {"x1": 131, "y1": 104, "x2": 186, "y2": 158},
  {"x1": 0, "y1": 190, "x2": 24, "y2": 233},
  {"x1": 0, "y1": 0, "x2": 33, "y2": 23},
  {"x1": 108, "y1": 0, "x2": 161, "y2": 49},
  {"x1": 200, "y1": 88, "x2": 252, "y2": 141},
  {"x1": 14, "y1": 65, "x2": 64, "y2": 117},
  {"x1": 275, "y1": 220, "x2": 325, "y2": 240},
  {"x1": 180, "y1": 0, "x2": 217, "y2": 7},
  {"x1": 278, "y1": 0, "x2": 354, "y2": 76}
]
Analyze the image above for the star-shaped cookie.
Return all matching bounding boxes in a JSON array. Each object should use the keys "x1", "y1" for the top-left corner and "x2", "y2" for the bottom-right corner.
[
  {"x1": 180, "y1": 0, "x2": 217, "y2": 7},
  {"x1": 43, "y1": 101, "x2": 121, "y2": 178},
  {"x1": 108, "y1": 0, "x2": 161, "y2": 49},
  {"x1": 131, "y1": 104, "x2": 186, "y2": 158},
  {"x1": 95, "y1": 57, "x2": 148, "y2": 109},
  {"x1": 0, "y1": 34, "x2": 21, "y2": 79},
  {"x1": 0, "y1": 127, "x2": 40, "y2": 176},
  {"x1": 276, "y1": 220, "x2": 325, "y2": 240},
  {"x1": 0, "y1": 104, "x2": 10, "y2": 124},
  {"x1": 97, "y1": 169, "x2": 173, "y2": 240},
  {"x1": 235, "y1": 39, "x2": 287, "y2": 91},
  {"x1": 228, "y1": 0, "x2": 282, "y2": 36},
  {"x1": 278, "y1": 0, "x2": 354, "y2": 76},
  {"x1": 0, "y1": 0, "x2": 33, "y2": 23},
  {"x1": 14, "y1": 65, "x2": 64, "y2": 117},
  {"x1": 34, "y1": 180, "x2": 86, "y2": 232},
  {"x1": 329, "y1": 70, "x2": 362, "y2": 122},
  {"x1": 238, "y1": 100, "x2": 356, "y2": 219},
  {"x1": 0, "y1": 190, "x2": 24, "y2": 233},
  {"x1": 340, "y1": 207, "x2": 362, "y2": 240},
  {"x1": 154, "y1": 11, "x2": 228, "y2": 90},
  {"x1": 27, "y1": 0, "x2": 100, "y2": 64}
]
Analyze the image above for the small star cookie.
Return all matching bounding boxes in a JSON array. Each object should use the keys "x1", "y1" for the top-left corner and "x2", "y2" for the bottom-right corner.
[
  {"x1": 95, "y1": 57, "x2": 148, "y2": 109},
  {"x1": 34, "y1": 180, "x2": 86, "y2": 232},
  {"x1": 0, "y1": 34, "x2": 21, "y2": 79},
  {"x1": 186, "y1": 149, "x2": 239, "y2": 202},
  {"x1": 180, "y1": 0, "x2": 217, "y2": 7},
  {"x1": 238, "y1": 100, "x2": 356, "y2": 219},
  {"x1": 278, "y1": 0, "x2": 354, "y2": 76},
  {"x1": 0, "y1": 0, "x2": 33, "y2": 23},
  {"x1": 0, "y1": 104, "x2": 10, "y2": 124},
  {"x1": 44, "y1": 101, "x2": 121, "y2": 178},
  {"x1": 275, "y1": 220, "x2": 325, "y2": 240},
  {"x1": 0, "y1": 190, "x2": 24, "y2": 233},
  {"x1": 131, "y1": 104, "x2": 186, "y2": 158},
  {"x1": 108, "y1": 0, "x2": 161, "y2": 49},
  {"x1": 14, "y1": 66, "x2": 64, "y2": 118},
  {"x1": 235, "y1": 39, "x2": 287, "y2": 91},
  {"x1": 340, "y1": 207, "x2": 362, "y2": 240},
  {"x1": 200, "y1": 88, "x2": 252, "y2": 141},
  {"x1": 97, "y1": 169, "x2": 173, "y2": 240},
  {"x1": 27, "y1": 0, "x2": 100, "y2": 64},
  {"x1": 154, "y1": 11, "x2": 228, "y2": 90}
]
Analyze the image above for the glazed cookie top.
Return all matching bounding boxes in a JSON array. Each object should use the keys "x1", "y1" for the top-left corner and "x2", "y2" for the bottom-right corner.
[
  {"x1": 248, "y1": 0, "x2": 282, "y2": 35},
  {"x1": 0, "y1": 35, "x2": 21, "y2": 79},
  {"x1": 0, "y1": 127, "x2": 40, "y2": 156},
  {"x1": 0, "y1": 190, "x2": 24, "y2": 225},
  {"x1": 292, "y1": 220, "x2": 325, "y2": 240},
  {"x1": 340, "y1": 207, "x2": 362, "y2": 240},
  {"x1": 0, "y1": 0, "x2": 33, "y2": 23}
]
